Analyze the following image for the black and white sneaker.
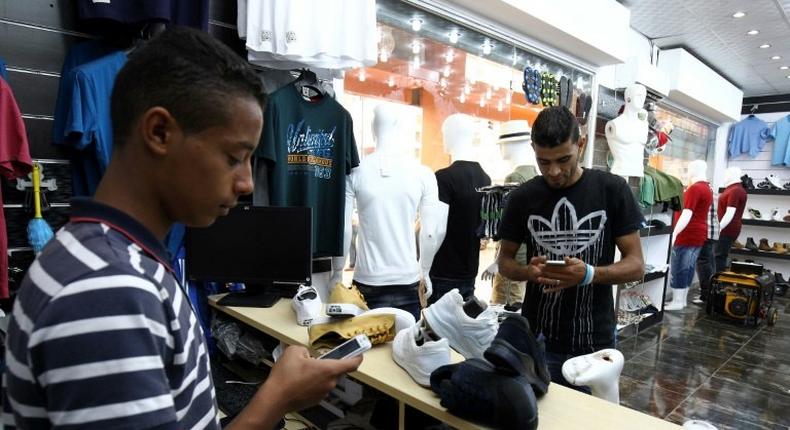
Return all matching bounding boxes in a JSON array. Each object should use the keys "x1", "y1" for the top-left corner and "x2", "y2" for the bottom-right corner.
[
  {"x1": 756, "y1": 178, "x2": 777, "y2": 190},
  {"x1": 768, "y1": 175, "x2": 784, "y2": 190}
]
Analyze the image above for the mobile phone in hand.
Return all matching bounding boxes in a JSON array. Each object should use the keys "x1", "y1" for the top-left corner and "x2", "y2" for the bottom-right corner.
[
  {"x1": 545, "y1": 260, "x2": 567, "y2": 266},
  {"x1": 318, "y1": 334, "x2": 371, "y2": 360}
]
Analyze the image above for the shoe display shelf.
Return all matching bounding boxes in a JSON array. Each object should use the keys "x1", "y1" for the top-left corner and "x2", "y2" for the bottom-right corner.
[
  {"x1": 730, "y1": 248, "x2": 790, "y2": 261},
  {"x1": 615, "y1": 207, "x2": 673, "y2": 337},
  {"x1": 718, "y1": 187, "x2": 790, "y2": 196},
  {"x1": 742, "y1": 219, "x2": 790, "y2": 228}
]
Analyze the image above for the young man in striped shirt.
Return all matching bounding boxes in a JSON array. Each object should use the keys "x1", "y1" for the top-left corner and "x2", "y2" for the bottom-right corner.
[{"x1": 3, "y1": 27, "x2": 361, "y2": 429}]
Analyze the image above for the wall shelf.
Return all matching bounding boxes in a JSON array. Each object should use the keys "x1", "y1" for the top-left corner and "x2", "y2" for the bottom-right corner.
[
  {"x1": 719, "y1": 187, "x2": 790, "y2": 196},
  {"x1": 640, "y1": 225, "x2": 673, "y2": 237},
  {"x1": 742, "y1": 219, "x2": 790, "y2": 228},
  {"x1": 730, "y1": 247, "x2": 790, "y2": 261}
]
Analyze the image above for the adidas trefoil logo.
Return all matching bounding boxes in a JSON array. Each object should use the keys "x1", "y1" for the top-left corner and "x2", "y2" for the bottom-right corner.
[{"x1": 527, "y1": 197, "x2": 607, "y2": 256}]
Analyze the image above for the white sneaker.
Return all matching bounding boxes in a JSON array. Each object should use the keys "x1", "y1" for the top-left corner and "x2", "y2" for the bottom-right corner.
[
  {"x1": 292, "y1": 285, "x2": 322, "y2": 326},
  {"x1": 772, "y1": 208, "x2": 783, "y2": 222},
  {"x1": 392, "y1": 323, "x2": 451, "y2": 387},
  {"x1": 422, "y1": 289, "x2": 498, "y2": 359},
  {"x1": 768, "y1": 174, "x2": 784, "y2": 190},
  {"x1": 359, "y1": 307, "x2": 416, "y2": 332}
]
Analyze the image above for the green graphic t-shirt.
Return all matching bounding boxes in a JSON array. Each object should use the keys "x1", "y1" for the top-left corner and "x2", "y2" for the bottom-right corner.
[{"x1": 256, "y1": 85, "x2": 359, "y2": 257}]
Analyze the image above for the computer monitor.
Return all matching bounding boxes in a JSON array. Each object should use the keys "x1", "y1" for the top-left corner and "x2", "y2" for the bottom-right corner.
[{"x1": 185, "y1": 205, "x2": 312, "y2": 307}]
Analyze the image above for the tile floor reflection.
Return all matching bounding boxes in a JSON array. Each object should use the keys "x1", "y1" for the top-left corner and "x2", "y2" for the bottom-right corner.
[{"x1": 617, "y1": 292, "x2": 790, "y2": 430}]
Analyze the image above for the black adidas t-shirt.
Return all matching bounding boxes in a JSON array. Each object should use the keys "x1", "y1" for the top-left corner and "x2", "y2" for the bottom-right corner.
[
  {"x1": 499, "y1": 168, "x2": 643, "y2": 354},
  {"x1": 430, "y1": 161, "x2": 491, "y2": 279}
]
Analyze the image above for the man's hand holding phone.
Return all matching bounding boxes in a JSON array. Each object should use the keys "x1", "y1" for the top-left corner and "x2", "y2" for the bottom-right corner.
[{"x1": 529, "y1": 256, "x2": 588, "y2": 292}]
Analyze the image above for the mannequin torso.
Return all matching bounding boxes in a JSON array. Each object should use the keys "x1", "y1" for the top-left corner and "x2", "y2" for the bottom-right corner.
[{"x1": 605, "y1": 84, "x2": 648, "y2": 178}]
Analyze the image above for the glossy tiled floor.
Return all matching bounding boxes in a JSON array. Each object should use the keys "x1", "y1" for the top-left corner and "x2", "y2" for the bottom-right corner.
[{"x1": 617, "y1": 292, "x2": 790, "y2": 430}]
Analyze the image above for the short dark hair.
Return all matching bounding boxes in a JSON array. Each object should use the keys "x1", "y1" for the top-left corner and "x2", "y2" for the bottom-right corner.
[
  {"x1": 111, "y1": 27, "x2": 263, "y2": 146},
  {"x1": 531, "y1": 106, "x2": 581, "y2": 148}
]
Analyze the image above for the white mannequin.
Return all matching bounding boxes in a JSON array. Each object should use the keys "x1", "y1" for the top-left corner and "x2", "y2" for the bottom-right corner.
[
  {"x1": 331, "y1": 105, "x2": 447, "y2": 299},
  {"x1": 561, "y1": 349, "x2": 625, "y2": 404},
  {"x1": 718, "y1": 167, "x2": 742, "y2": 231},
  {"x1": 443, "y1": 114, "x2": 477, "y2": 162},
  {"x1": 666, "y1": 159, "x2": 708, "y2": 311},
  {"x1": 605, "y1": 84, "x2": 648, "y2": 178}
]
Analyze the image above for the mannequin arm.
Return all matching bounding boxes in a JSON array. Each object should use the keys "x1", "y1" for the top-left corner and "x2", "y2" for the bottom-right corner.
[
  {"x1": 719, "y1": 206, "x2": 736, "y2": 231},
  {"x1": 331, "y1": 178, "x2": 355, "y2": 285},
  {"x1": 418, "y1": 201, "x2": 448, "y2": 298},
  {"x1": 672, "y1": 209, "x2": 693, "y2": 240}
]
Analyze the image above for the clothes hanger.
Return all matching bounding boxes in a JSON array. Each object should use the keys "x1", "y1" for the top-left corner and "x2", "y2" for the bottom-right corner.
[
  {"x1": 748, "y1": 104, "x2": 758, "y2": 118},
  {"x1": 291, "y1": 68, "x2": 325, "y2": 99}
]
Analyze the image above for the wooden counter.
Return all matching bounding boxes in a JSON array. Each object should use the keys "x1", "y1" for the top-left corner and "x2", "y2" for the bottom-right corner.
[{"x1": 210, "y1": 296, "x2": 680, "y2": 430}]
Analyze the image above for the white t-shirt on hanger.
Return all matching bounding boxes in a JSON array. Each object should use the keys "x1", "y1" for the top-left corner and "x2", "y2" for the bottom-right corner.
[
  {"x1": 239, "y1": 0, "x2": 377, "y2": 70},
  {"x1": 348, "y1": 152, "x2": 439, "y2": 286}
]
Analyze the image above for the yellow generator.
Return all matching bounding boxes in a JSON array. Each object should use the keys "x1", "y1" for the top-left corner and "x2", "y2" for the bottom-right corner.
[{"x1": 707, "y1": 269, "x2": 778, "y2": 327}]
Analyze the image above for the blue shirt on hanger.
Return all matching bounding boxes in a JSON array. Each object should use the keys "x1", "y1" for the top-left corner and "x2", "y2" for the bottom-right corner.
[
  {"x1": 772, "y1": 115, "x2": 790, "y2": 166},
  {"x1": 728, "y1": 116, "x2": 772, "y2": 159},
  {"x1": 64, "y1": 51, "x2": 127, "y2": 196}
]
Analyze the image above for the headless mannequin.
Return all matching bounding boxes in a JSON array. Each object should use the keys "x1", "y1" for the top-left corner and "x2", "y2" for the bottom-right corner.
[
  {"x1": 666, "y1": 160, "x2": 709, "y2": 311},
  {"x1": 605, "y1": 84, "x2": 648, "y2": 178},
  {"x1": 331, "y1": 105, "x2": 447, "y2": 302},
  {"x1": 719, "y1": 167, "x2": 742, "y2": 231},
  {"x1": 561, "y1": 349, "x2": 625, "y2": 404}
]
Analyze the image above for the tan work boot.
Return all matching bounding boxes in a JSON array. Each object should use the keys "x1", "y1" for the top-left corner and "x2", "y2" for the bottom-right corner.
[
  {"x1": 759, "y1": 238, "x2": 772, "y2": 252},
  {"x1": 774, "y1": 242, "x2": 787, "y2": 254},
  {"x1": 309, "y1": 313, "x2": 396, "y2": 353},
  {"x1": 326, "y1": 283, "x2": 369, "y2": 317}
]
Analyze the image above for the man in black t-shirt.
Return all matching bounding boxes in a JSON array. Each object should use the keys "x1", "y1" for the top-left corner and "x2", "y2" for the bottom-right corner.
[{"x1": 498, "y1": 107, "x2": 644, "y2": 393}]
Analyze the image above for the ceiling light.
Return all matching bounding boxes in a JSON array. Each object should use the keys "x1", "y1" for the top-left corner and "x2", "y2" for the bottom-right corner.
[
  {"x1": 481, "y1": 40, "x2": 493, "y2": 56},
  {"x1": 444, "y1": 50, "x2": 455, "y2": 63},
  {"x1": 781, "y1": 66, "x2": 789, "y2": 70},
  {"x1": 746, "y1": 29, "x2": 759, "y2": 35},
  {"x1": 410, "y1": 18, "x2": 423, "y2": 32},
  {"x1": 411, "y1": 39, "x2": 421, "y2": 54},
  {"x1": 358, "y1": 69, "x2": 366, "y2": 82},
  {"x1": 448, "y1": 30, "x2": 460, "y2": 44},
  {"x1": 772, "y1": 55, "x2": 782, "y2": 60},
  {"x1": 760, "y1": 44, "x2": 771, "y2": 49},
  {"x1": 411, "y1": 56, "x2": 421, "y2": 69},
  {"x1": 379, "y1": 50, "x2": 389, "y2": 63},
  {"x1": 443, "y1": 65, "x2": 451, "y2": 78},
  {"x1": 479, "y1": 98, "x2": 485, "y2": 108},
  {"x1": 459, "y1": 92, "x2": 466, "y2": 103},
  {"x1": 387, "y1": 77, "x2": 395, "y2": 87},
  {"x1": 732, "y1": 11, "x2": 746, "y2": 18},
  {"x1": 440, "y1": 78, "x2": 448, "y2": 88}
]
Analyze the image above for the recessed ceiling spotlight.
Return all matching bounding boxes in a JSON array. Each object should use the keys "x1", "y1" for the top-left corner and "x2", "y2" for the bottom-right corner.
[
  {"x1": 780, "y1": 66, "x2": 789, "y2": 70},
  {"x1": 448, "y1": 30, "x2": 461, "y2": 44},
  {"x1": 411, "y1": 39, "x2": 421, "y2": 54},
  {"x1": 746, "y1": 29, "x2": 759, "y2": 35},
  {"x1": 732, "y1": 11, "x2": 746, "y2": 18},
  {"x1": 409, "y1": 18, "x2": 423, "y2": 32},
  {"x1": 772, "y1": 55, "x2": 782, "y2": 60},
  {"x1": 387, "y1": 77, "x2": 395, "y2": 87},
  {"x1": 760, "y1": 44, "x2": 771, "y2": 49},
  {"x1": 481, "y1": 40, "x2": 493, "y2": 56}
]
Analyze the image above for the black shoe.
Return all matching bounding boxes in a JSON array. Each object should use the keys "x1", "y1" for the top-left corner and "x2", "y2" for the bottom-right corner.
[
  {"x1": 775, "y1": 272, "x2": 788, "y2": 286},
  {"x1": 741, "y1": 174, "x2": 755, "y2": 189},
  {"x1": 746, "y1": 237, "x2": 758, "y2": 251},
  {"x1": 777, "y1": 284, "x2": 788, "y2": 297},
  {"x1": 484, "y1": 315, "x2": 550, "y2": 396},
  {"x1": 430, "y1": 358, "x2": 538, "y2": 430}
]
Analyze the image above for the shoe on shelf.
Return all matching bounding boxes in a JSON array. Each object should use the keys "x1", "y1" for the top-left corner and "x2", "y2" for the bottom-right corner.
[
  {"x1": 422, "y1": 288, "x2": 499, "y2": 359},
  {"x1": 745, "y1": 237, "x2": 758, "y2": 251},
  {"x1": 292, "y1": 284, "x2": 323, "y2": 326},
  {"x1": 759, "y1": 238, "x2": 772, "y2": 252},
  {"x1": 484, "y1": 315, "x2": 551, "y2": 396},
  {"x1": 392, "y1": 321, "x2": 451, "y2": 387},
  {"x1": 747, "y1": 208, "x2": 762, "y2": 220},
  {"x1": 326, "y1": 283, "x2": 369, "y2": 317},
  {"x1": 741, "y1": 174, "x2": 755, "y2": 189},
  {"x1": 772, "y1": 208, "x2": 784, "y2": 222},
  {"x1": 768, "y1": 174, "x2": 784, "y2": 190},
  {"x1": 784, "y1": 181, "x2": 790, "y2": 191},
  {"x1": 756, "y1": 178, "x2": 775, "y2": 190},
  {"x1": 733, "y1": 240, "x2": 745, "y2": 249},
  {"x1": 774, "y1": 242, "x2": 787, "y2": 254},
  {"x1": 784, "y1": 211, "x2": 790, "y2": 223},
  {"x1": 774, "y1": 272, "x2": 789, "y2": 286}
]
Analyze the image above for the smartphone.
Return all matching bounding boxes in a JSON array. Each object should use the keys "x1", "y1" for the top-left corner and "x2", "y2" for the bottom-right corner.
[
  {"x1": 319, "y1": 334, "x2": 372, "y2": 360},
  {"x1": 545, "y1": 260, "x2": 567, "y2": 266}
]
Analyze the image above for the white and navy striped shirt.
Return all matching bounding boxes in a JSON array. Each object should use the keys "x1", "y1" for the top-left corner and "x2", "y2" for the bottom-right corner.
[{"x1": 3, "y1": 199, "x2": 219, "y2": 429}]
